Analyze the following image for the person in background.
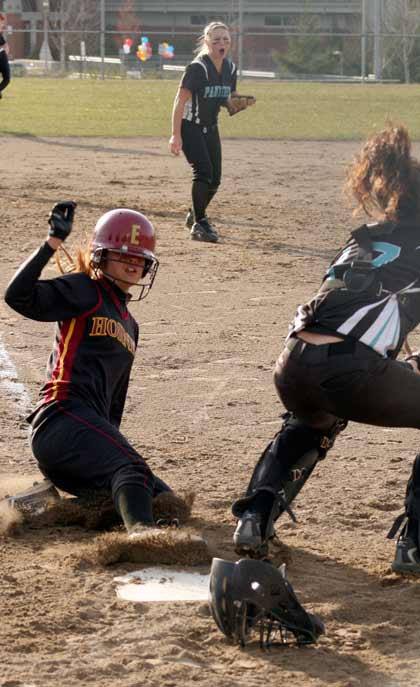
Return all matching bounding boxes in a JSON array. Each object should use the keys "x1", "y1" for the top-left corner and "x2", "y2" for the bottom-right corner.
[
  {"x1": 0, "y1": 12, "x2": 10, "y2": 99},
  {"x1": 169, "y1": 21, "x2": 254, "y2": 243}
]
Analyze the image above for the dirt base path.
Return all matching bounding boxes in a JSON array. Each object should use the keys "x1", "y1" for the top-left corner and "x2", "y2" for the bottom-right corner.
[{"x1": 0, "y1": 135, "x2": 419, "y2": 687}]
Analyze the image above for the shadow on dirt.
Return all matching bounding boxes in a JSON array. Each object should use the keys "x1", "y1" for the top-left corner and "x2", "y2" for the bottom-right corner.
[{"x1": 4, "y1": 131, "x2": 168, "y2": 157}]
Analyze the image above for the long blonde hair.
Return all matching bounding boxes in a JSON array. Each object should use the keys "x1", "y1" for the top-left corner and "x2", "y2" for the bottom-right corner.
[
  {"x1": 195, "y1": 21, "x2": 230, "y2": 56},
  {"x1": 345, "y1": 123, "x2": 420, "y2": 221},
  {"x1": 55, "y1": 240, "x2": 96, "y2": 278}
]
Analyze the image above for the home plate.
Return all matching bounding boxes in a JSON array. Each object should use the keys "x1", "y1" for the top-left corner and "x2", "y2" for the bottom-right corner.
[{"x1": 114, "y1": 567, "x2": 210, "y2": 602}]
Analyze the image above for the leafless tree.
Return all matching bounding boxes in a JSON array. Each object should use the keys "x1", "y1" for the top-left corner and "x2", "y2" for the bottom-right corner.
[
  {"x1": 382, "y1": 0, "x2": 420, "y2": 82},
  {"x1": 47, "y1": 0, "x2": 100, "y2": 62}
]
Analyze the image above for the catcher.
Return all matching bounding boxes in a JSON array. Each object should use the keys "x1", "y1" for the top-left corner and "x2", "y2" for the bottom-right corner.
[
  {"x1": 232, "y1": 123, "x2": 420, "y2": 575},
  {"x1": 169, "y1": 21, "x2": 255, "y2": 243},
  {"x1": 4, "y1": 202, "x2": 179, "y2": 538}
]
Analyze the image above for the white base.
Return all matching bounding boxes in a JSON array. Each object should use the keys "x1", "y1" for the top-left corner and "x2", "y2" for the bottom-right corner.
[{"x1": 114, "y1": 567, "x2": 210, "y2": 602}]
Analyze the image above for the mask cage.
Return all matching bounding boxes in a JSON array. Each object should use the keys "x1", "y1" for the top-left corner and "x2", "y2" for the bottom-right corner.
[{"x1": 90, "y1": 247, "x2": 159, "y2": 301}]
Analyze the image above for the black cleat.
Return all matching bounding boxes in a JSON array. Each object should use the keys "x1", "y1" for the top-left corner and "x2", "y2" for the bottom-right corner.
[
  {"x1": 392, "y1": 534, "x2": 420, "y2": 574},
  {"x1": 190, "y1": 218, "x2": 219, "y2": 243},
  {"x1": 233, "y1": 510, "x2": 274, "y2": 557}
]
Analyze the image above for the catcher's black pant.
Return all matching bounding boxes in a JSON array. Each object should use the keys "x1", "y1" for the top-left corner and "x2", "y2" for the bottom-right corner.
[
  {"x1": 273, "y1": 335, "x2": 420, "y2": 492},
  {"x1": 29, "y1": 400, "x2": 170, "y2": 525},
  {"x1": 0, "y1": 50, "x2": 10, "y2": 94},
  {"x1": 275, "y1": 336, "x2": 420, "y2": 430},
  {"x1": 181, "y1": 120, "x2": 221, "y2": 222}
]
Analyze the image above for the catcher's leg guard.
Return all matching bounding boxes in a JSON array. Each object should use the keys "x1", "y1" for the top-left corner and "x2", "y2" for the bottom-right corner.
[
  {"x1": 232, "y1": 413, "x2": 346, "y2": 556},
  {"x1": 389, "y1": 454, "x2": 420, "y2": 573}
]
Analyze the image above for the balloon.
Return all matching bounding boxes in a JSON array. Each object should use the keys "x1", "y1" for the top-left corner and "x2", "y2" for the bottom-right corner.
[
  {"x1": 124, "y1": 38, "x2": 133, "y2": 47},
  {"x1": 136, "y1": 38, "x2": 152, "y2": 61},
  {"x1": 159, "y1": 42, "x2": 174, "y2": 59}
]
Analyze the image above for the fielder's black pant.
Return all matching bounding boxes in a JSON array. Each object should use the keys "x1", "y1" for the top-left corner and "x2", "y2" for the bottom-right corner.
[
  {"x1": 29, "y1": 400, "x2": 171, "y2": 528},
  {"x1": 181, "y1": 120, "x2": 221, "y2": 222},
  {"x1": 0, "y1": 50, "x2": 10, "y2": 94}
]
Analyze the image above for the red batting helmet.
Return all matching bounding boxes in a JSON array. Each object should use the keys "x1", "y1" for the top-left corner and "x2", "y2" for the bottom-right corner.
[{"x1": 91, "y1": 208, "x2": 159, "y2": 300}]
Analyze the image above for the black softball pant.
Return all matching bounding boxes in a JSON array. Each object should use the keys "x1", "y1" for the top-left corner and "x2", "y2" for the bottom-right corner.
[
  {"x1": 0, "y1": 50, "x2": 10, "y2": 93},
  {"x1": 29, "y1": 400, "x2": 170, "y2": 518},
  {"x1": 181, "y1": 120, "x2": 221, "y2": 222},
  {"x1": 273, "y1": 336, "x2": 420, "y2": 517},
  {"x1": 274, "y1": 337, "x2": 420, "y2": 431}
]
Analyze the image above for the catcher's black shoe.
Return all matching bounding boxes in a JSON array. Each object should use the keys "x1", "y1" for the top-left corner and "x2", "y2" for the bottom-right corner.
[
  {"x1": 391, "y1": 534, "x2": 420, "y2": 574},
  {"x1": 185, "y1": 209, "x2": 194, "y2": 229},
  {"x1": 233, "y1": 510, "x2": 274, "y2": 557},
  {"x1": 190, "y1": 218, "x2": 219, "y2": 243}
]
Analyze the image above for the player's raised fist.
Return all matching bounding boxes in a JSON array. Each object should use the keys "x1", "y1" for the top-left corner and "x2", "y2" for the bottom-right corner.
[{"x1": 48, "y1": 201, "x2": 77, "y2": 241}]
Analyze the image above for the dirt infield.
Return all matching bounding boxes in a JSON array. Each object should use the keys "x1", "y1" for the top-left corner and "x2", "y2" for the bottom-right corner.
[{"x1": 1, "y1": 135, "x2": 420, "y2": 687}]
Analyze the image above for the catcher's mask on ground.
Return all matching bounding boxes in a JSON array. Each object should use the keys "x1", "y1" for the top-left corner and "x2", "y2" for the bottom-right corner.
[
  {"x1": 208, "y1": 557, "x2": 324, "y2": 648},
  {"x1": 91, "y1": 208, "x2": 159, "y2": 301}
]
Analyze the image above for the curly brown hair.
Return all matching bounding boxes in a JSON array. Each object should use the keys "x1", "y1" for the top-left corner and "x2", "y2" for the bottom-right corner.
[{"x1": 345, "y1": 123, "x2": 420, "y2": 222}]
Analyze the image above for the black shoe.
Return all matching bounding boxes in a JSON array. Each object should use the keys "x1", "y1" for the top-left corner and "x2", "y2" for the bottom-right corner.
[
  {"x1": 233, "y1": 511, "x2": 263, "y2": 554},
  {"x1": 392, "y1": 534, "x2": 420, "y2": 573},
  {"x1": 185, "y1": 209, "x2": 194, "y2": 229},
  {"x1": 190, "y1": 218, "x2": 218, "y2": 243}
]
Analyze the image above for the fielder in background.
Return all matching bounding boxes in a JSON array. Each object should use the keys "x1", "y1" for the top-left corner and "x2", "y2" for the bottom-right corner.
[
  {"x1": 169, "y1": 21, "x2": 255, "y2": 244},
  {"x1": 232, "y1": 123, "x2": 420, "y2": 575},
  {"x1": 4, "y1": 203, "x2": 175, "y2": 540},
  {"x1": 0, "y1": 12, "x2": 11, "y2": 99}
]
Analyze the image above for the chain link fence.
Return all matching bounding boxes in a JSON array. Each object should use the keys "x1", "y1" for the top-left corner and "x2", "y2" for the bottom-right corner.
[{"x1": 4, "y1": 23, "x2": 420, "y2": 83}]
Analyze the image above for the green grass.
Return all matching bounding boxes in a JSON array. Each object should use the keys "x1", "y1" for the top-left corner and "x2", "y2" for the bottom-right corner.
[{"x1": 1, "y1": 77, "x2": 420, "y2": 140}]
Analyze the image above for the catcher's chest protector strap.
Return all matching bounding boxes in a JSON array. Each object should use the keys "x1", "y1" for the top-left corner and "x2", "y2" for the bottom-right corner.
[{"x1": 331, "y1": 222, "x2": 397, "y2": 295}]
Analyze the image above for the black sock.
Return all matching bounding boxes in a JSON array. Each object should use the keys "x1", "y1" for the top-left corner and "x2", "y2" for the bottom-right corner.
[
  {"x1": 114, "y1": 484, "x2": 154, "y2": 532},
  {"x1": 192, "y1": 180, "x2": 209, "y2": 222},
  {"x1": 206, "y1": 186, "x2": 218, "y2": 209},
  {"x1": 407, "y1": 517, "x2": 419, "y2": 543}
]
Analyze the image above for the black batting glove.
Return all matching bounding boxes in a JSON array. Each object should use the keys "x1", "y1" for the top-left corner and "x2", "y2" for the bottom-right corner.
[{"x1": 48, "y1": 201, "x2": 77, "y2": 241}]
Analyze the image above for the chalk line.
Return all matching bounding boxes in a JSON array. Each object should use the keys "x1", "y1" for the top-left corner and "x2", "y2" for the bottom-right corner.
[{"x1": 0, "y1": 335, "x2": 32, "y2": 412}]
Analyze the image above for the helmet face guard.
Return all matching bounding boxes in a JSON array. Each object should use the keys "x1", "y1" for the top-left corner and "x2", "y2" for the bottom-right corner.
[
  {"x1": 91, "y1": 209, "x2": 159, "y2": 301},
  {"x1": 209, "y1": 558, "x2": 325, "y2": 648}
]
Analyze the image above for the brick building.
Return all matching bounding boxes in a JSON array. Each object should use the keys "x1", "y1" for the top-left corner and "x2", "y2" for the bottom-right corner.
[{"x1": 0, "y1": 0, "x2": 364, "y2": 63}]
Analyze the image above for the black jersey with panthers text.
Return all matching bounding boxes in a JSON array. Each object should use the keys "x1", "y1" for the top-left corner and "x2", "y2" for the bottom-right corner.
[
  {"x1": 5, "y1": 242, "x2": 139, "y2": 427},
  {"x1": 289, "y1": 221, "x2": 420, "y2": 358},
  {"x1": 180, "y1": 54, "x2": 237, "y2": 127}
]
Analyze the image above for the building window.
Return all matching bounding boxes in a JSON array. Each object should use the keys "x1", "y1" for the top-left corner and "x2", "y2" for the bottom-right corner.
[
  {"x1": 191, "y1": 15, "x2": 207, "y2": 26},
  {"x1": 264, "y1": 15, "x2": 299, "y2": 28},
  {"x1": 22, "y1": 0, "x2": 38, "y2": 10},
  {"x1": 190, "y1": 15, "x2": 229, "y2": 26}
]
